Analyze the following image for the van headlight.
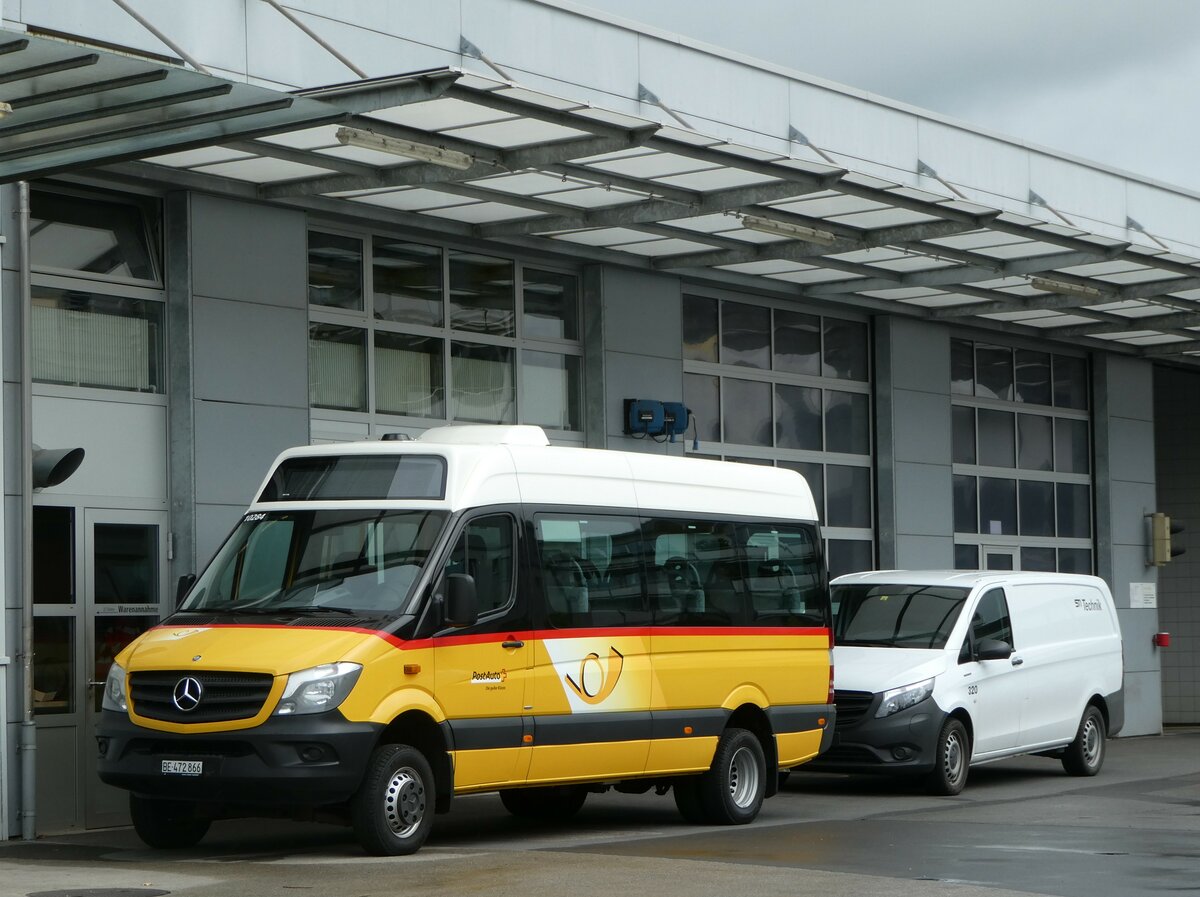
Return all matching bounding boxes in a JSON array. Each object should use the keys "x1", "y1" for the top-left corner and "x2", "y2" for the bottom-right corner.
[
  {"x1": 876, "y1": 678, "x2": 934, "y2": 718},
  {"x1": 274, "y1": 663, "x2": 362, "y2": 716},
  {"x1": 102, "y1": 663, "x2": 128, "y2": 713}
]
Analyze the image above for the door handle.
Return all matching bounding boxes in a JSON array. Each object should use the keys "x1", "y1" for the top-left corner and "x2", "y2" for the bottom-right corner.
[
  {"x1": 502, "y1": 639, "x2": 525, "y2": 649},
  {"x1": 1010, "y1": 656, "x2": 1024, "y2": 667}
]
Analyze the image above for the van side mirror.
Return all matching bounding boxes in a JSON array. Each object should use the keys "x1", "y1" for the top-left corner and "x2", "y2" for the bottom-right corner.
[
  {"x1": 444, "y1": 573, "x2": 478, "y2": 628},
  {"x1": 175, "y1": 573, "x2": 197, "y2": 608},
  {"x1": 975, "y1": 637, "x2": 1013, "y2": 661}
]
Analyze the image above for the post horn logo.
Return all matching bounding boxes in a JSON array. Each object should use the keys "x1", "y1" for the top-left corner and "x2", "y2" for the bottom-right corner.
[{"x1": 564, "y1": 646, "x2": 624, "y2": 705}]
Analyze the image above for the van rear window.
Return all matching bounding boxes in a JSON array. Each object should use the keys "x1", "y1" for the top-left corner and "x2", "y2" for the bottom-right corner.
[{"x1": 258, "y1": 455, "x2": 447, "y2": 502}]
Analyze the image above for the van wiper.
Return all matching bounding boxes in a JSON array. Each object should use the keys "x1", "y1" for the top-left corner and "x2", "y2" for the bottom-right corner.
[{"x1": 283, "y1": 605, "x2": 358, "y2": 616}]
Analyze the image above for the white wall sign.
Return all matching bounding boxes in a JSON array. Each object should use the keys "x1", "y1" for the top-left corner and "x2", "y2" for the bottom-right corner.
[{"x1": 1129, "y1": 582, "x2": 1157, "y2": 609}]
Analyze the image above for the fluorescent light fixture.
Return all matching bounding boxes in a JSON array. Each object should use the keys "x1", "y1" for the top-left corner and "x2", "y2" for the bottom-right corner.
[
  {"x1": 0, "y1": 101, "x2": 12, "y2": 118},
  {"x1": 1029, "y1": 277, "x2": 1105, "y2": 300},
  {"x1": 335, "y1": 127, "x2": 473, "y2": 170},
  {"x1": 740, "y1": 214, "x2": 838, "y2": 246}
]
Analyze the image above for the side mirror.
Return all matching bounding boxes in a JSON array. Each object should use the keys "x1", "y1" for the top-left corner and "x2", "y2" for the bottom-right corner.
[
  {"x1": 175, "y1": 573, "x2": 197, "y2": 608},
  {"x1": 975, "y1": 637, "x2": 1013, "y2": 661},
  {"x1": 444, "y1": 573, "x2": 478, "y2": 628}
]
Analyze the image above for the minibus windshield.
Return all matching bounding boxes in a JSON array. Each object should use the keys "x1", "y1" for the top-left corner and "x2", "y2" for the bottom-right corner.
[
  {"x1": 181, "y1": 509, "x2": 448, "y2": 616},
  {"x1": 832, "y1": 584, "x2": 969, "y2": 649}
]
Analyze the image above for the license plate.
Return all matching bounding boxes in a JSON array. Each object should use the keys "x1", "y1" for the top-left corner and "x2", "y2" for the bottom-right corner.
[{"x1": 161, "y1": 759, "x2": 203, "y2": 776}]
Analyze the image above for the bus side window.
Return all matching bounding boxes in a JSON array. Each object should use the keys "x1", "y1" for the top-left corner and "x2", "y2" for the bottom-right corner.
[
  {"x1": 444, "y1": 515, "x2": 516, "y2": 618},
  {"x1": 741, "y1": 523, "x2": 826, "y2": 626},
  {"x1": 534, "y1": 514, "x2": 647, "y2": 628}
]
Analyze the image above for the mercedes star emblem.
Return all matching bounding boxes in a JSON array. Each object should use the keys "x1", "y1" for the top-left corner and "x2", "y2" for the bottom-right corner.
[{"x1": 172, "y1": 676, "x2": 204, "y2": 713}]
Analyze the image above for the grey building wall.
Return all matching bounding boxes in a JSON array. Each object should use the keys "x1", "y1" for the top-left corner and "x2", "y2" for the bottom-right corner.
[
  {"x1": 875, "y1": 316, "x2": 954, "y2": 569},
  {"x1": 1153, "y1": 366, "x2": 1199, "y2": 724},
  {"x1": 187, "y1": 194, "x2": 310, "y2": 568},
  {"x1": 1094, "y1": 354, "x2": 1161, "y2": 736}
]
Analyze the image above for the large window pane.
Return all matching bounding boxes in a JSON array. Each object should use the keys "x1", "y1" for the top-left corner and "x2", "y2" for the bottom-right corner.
[
  {"x1": 1058, "y1": 548, "x2": 1092, "y2": 573},
  {"x1": 827, "y1": 539, "x2": 873, "y2": 578},
  {"x1": 1053, "y1": 355, "x2": 1088, "y2": 410},
  {"x1": 374, "y1": 332, "x2": 444, "y2": 418},
  {"x1": 31, "y1": 188, "x2": 159, "y2": 282},
  {"x1": 449, "y1": 252, "x2": 514, "y2": 336},
  {"x1": 309, "y1": 323, "x2": 366, "y2": 411},
  {"x1": 723, "y1": 378, "x2": 772, "y2": 446},
  {"x1": 975, "y1": 344, "x2": 1014, "y2": 401},
  {"x1": 32, "y1": 288, "x2": 164, "y2": 393},
  {"x1": 308, "y1": 231, "x2": 363, "y2": 310},
  {"x1": 953, "y1": 475, "x2": 978, "y2": 533},
  {"x1": 951, "y1": 338, "x2": 974, "y2": 395},
  {"x1": 721, "y1": 301, "x2": 770, "y2": 369},
  {"x1": 1015, "y1": 350, "x2": 1052, "y2": 405},
  {"x1": 33, "y1": 617, "x2": 74, "y2": 715},
  {"x1": 684, "y1": 373, "x2": 720, "y2": 443},
  {"x1": 683, "y1": 295, "x2": 718, "y2": 363},
  {"x1": 775, "y1": 384, "x2": 821, "y2": 451},
  {"x1": 826, "y1": 465, "x2": 871, "y2": 528},
  {"x1": 1056, "y1": 483, "x2": 1091, "y2": 538},
  {"x1": 522, "y1": 351, "x2": 581, "y2": 431},
  {"x1": 954, "y1": 543, "x2": 979, "y2": 570},
  {"x1": 825, "y1": 390, "x2": 869, "y2": 455},
  {"x1": 774, "y1": 309, "x2": 820, "y2": 375},
  {"x1": 1017, "y1": 414, "x2": 1053, "y2": 471},
  {"x1": 822, "y1": 318, "x2": 868, "y2": 381},
  {"x1": 1018, "y1": 480, "x2": 1055, "y2": 536},
  {"x1": 523, "y1": 269, "x2": 578, "y2": 341},
  {"x1": 94, "y1": 523, "x2": 158, "y2": 605},
  {"x1": 952, "y1": 406, "x2": 976, "y2": 465},
  {"x1": 1055, "y1": 418, "x2": 1090, "y2": 474},
  {"x1": 977, "y1": 409, "x2": 1015, "y2": 468},
  {"x1": 979, "y1": 477, "x2": 1017, "y2": 536},
  {"x1": 373, "y1": 238, "x2": 442, "y2": 326},
  {"x1": 33, "y1": 507, "x2": 74, "y2": 605},
  {"x1": 779, "y1": 461, "x2": 824, "y2": 520},
  {"x1": 451, "y1": 342, "x2": 514, "y2": 423},
  {"x1": 1021, "y1": 547, "x2": 1056, "y2": 572}
]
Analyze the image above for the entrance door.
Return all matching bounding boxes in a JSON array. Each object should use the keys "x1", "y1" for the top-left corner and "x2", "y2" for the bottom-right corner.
[
  {"x1": 982, "y1": 546, "x2": 1018, "y2": 571},
  {"x1": 32, "y1": 506, "x2": 168, "y2": 831}
]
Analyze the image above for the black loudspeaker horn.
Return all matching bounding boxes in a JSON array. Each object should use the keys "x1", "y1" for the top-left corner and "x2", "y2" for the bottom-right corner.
[{"x1": 32, "y1": 446, "x2": 85, "y2": 489}]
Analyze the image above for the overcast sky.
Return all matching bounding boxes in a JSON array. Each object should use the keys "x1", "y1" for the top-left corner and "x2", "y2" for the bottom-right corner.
[{"x1": 580, "y1": 0, "x2": 1200, "y2": 192}]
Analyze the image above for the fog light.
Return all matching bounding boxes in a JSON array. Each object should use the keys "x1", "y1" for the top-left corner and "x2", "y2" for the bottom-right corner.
[
  {"x1": 299, "y1": 745, "x2": 326, "y2": 762},
  {"x1": 891, "y1": 745, "x2": 912, "y2": 760},
  {"x1": 96, "y1": 736, "x2": 110, "y2": 757}
]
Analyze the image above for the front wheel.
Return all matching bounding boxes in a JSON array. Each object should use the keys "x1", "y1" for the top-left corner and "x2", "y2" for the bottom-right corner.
[
  {"x1": 499, "y1": 785, "x2": 587, "y2": 820},
  {"x1": 1062, "y1": 705, "x2": 1106, "y2": 776},
  {"x1": 351, "y1": 744, "x2": 435, "y2": 856},
  {"x1": 696, "y1": 727, "x2": 766, "y2": 824},
  {"x1": 129, "y1": 795, "x2": 210, "y2": 849},
  {"x1": 926, "y1": 718, "x2": 969, "y2": 795}
]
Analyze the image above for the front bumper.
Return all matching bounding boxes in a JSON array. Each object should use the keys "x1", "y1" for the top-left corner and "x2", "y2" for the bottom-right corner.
[
  {"x1": 96, "y1": 710, "x2": 382, "y2": 808},
  {"x1": 807, "y1": 693, "x2": 944, "y2": 775}
]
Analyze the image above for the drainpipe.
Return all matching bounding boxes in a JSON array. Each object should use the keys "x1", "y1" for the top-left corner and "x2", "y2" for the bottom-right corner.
[{"x1": 18, "y1": 180, "x2": 35, "y2": 840}]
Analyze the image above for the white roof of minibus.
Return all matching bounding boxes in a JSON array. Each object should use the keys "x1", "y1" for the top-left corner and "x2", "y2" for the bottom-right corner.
[
  {"x1": 831, "y1": 570, "x2": 1109, "y2": 592},
  {"x1": 252, "y1": 425, "x2": 818, "y2": 521}
]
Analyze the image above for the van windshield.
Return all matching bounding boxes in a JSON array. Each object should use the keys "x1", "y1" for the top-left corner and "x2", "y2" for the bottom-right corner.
[
  {"x1": 180, "y1": 509, "x2": 448, "y2": 616},
  {"x1": 832, "y1": 584, "x2": 969, "y2": 649}
]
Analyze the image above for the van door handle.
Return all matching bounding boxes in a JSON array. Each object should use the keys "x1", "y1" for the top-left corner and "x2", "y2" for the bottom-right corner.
[
  {"x1": 1010, "y1": 656, "x2": 1024, "y2": 667},
  {"x1": 502, "y1": 639, "x2": 525, "y2": 649}
]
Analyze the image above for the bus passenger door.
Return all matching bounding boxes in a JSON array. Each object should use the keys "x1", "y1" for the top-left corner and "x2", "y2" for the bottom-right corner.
[{"x1": 433, "y1": 513, "x2": 533, "y2": 790}]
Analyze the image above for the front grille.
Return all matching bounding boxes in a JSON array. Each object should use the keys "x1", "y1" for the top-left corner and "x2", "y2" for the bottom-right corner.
[
  {"x1": 130, "y1": 671, "x2": 275, "y2": 723},
  {"x1": 127, "y1": 738, "x2": 256, "y2": 759},
  {"x1": 821, "y1": 744, "x2": 882, "y2": 765},
  {"x1": 833, "y1": 690, "x2": 875, "y2": 730}
]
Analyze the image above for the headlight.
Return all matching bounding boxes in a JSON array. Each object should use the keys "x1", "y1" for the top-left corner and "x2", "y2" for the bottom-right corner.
[
  {"x1": 274, "y1": 663, "x2": 362, "y2": 716},
  {"x1": 875, "y1": 678, "x2": 934, "y2": 718},
  {"x1": 102, "y1": 663, "x2": 128, "y2": 713}
]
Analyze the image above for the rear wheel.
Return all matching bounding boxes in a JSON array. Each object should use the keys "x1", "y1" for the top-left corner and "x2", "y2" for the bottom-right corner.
[
  {"x1": 499, "y1": 785, "x2": 588, "y2": 820},
  {"x1": 696, "y1": 727, "x2": 766, "y2": 824},
  {"x1": 926, "y1": 717, "x2": 969, "y2": 795},
  {"x1": 129, "y1": 795, "x2": 210, "y2": 849},
  {"x1": 1062, "y1": 705, "x2": 1106, "y2": 776},
  {"x1": 351, "y1": 744, "x2": 435, "y2": 856}
]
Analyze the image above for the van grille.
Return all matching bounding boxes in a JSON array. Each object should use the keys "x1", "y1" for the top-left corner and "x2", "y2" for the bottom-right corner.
[
  {"x1": 833, "y1": 690, "x2": 875, "y2": 730},
  {"x1": 130, "y1": 671, "x2": 275, "y2": 723}
]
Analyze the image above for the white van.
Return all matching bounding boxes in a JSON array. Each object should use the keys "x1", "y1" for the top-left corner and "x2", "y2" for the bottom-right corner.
[{"x1": 814, "y1": 571, "x2": 1124, "y2": 794}]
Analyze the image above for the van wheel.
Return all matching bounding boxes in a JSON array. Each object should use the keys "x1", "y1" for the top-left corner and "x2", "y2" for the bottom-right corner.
[
  {"x1": 926, "y1": 718, "x2": 969, "y2": 795},
  {"x1": 673, "y1": 777, "x2": 707, "y2": 823},
  {"x1": 129, "y1": 795, "x2": 210, "y2": 849},
  {"x1": 696, "y1": 727, "x2": 766, "y2": 824},
  {"x1": 1062, "y1": 705, "x2": 1106, "y2": 776},
  {"x1": 499, "y1": 785, "x2": 587, "y2": 820},
  {"x1": 351, "y1": 744, "x2": 435, "y2": 855}
]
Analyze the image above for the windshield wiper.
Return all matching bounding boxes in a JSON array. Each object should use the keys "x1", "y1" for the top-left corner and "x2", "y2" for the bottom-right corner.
[{"x1": 283, "y1": 605, "x2": 359, "y2": 616}]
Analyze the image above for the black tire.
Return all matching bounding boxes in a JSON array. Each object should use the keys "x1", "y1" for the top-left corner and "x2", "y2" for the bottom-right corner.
[
  {"x1": 351, "y1": 744, "x2": 435, "y2": 856},
  {"x1": 1062, "y1": 704, "x2": 1106, "y2": 776},
  {"x1": 926, "y1": 717, "x2": 970, "y2": 795},
  {"x1": 696, "y1": 727, "x2": 766, "y2": 825},
  {"x1": 499, "y1": 785, "x2": 587, "y2": 820},
  {"x1": 129, "y1": 795, "x2": 210, "y2": 849},
  {"x1": 672, "y1": 777, "x2": 707, "y2": 824}
]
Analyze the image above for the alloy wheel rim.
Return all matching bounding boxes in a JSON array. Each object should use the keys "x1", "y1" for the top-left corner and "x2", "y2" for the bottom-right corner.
[
  {"x1": 728, "y1": 745, "x2": 760, "y2": 808},
  {"x1": 383, "y1": 766, "x2": 425, "y2": 837}
]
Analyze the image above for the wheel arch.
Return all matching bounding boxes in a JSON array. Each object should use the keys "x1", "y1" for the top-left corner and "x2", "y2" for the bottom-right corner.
[
  {"x1": 726, "y1": 702, "x2": 778, "y2": 797},
  {"x1": 378, "y1": 710, "x2": 454, "y2": 814}
]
